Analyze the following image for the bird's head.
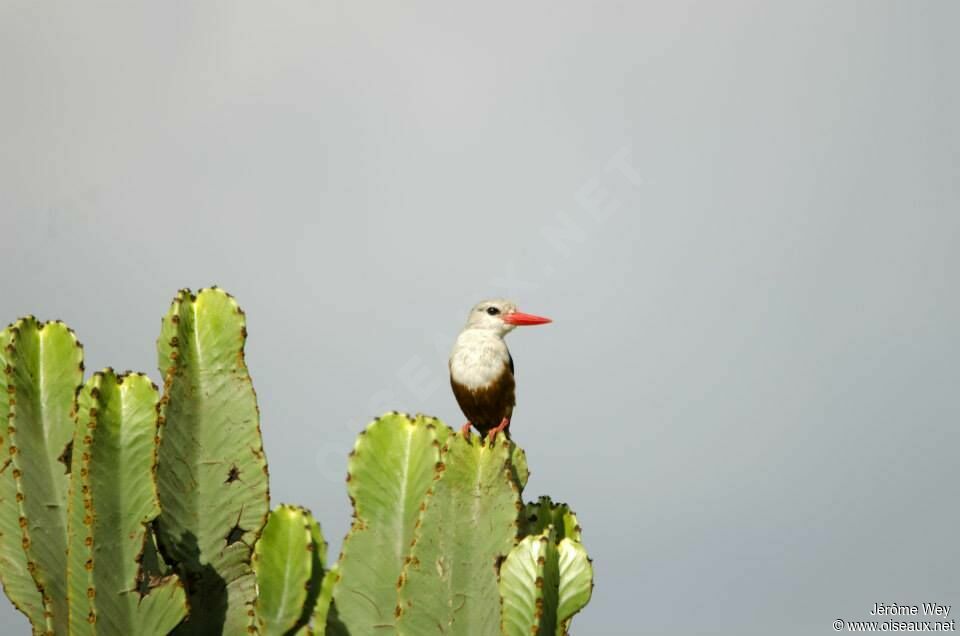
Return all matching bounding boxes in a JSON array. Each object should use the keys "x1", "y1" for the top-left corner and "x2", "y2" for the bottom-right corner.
[{"x1": 464, "y1": 299, "x2": 552, "y2": 336}]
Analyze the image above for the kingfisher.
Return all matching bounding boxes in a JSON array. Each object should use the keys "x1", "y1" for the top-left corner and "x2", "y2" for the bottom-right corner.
[{"x1": 449, "y1": 299, "x2": 552, "y2": 441}]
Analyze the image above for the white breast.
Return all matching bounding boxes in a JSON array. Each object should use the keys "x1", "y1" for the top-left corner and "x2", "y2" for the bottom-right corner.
[{"x1": 449, "y1": 329, "x2": 511, "y2": 390}]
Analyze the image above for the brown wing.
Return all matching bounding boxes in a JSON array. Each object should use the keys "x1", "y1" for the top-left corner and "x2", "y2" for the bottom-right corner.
[{"x1": 450, "y1": 369, "x2": 515, "y2": 437}]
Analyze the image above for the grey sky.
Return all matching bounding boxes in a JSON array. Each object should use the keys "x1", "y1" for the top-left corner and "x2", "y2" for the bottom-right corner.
[{"x1": 2, "y1": 2, "x2": 958, "y2": 634}]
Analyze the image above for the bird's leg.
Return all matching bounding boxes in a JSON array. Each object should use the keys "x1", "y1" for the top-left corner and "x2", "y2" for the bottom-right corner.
[
  {"x1": 460, "y1": 422, "x2": 472, "y2": 439},
  {"x1": 486, "y1": 417, "x2": 510, "y2": 443}
]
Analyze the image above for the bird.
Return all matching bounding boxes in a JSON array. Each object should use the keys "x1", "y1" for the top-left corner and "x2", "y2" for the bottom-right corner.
[{"x1": 449, "y1": 299, "x2": 552, "y2": 442}]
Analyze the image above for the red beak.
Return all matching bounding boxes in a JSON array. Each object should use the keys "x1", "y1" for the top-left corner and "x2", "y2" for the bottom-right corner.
[{"x1": 502, "y1": 311, "x2": 552, "y2": 326}]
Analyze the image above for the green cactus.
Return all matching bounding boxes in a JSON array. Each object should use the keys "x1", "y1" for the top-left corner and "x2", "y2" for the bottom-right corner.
[
  {"x1": 0, "y1": 289, "x2": 594, "y2": 635},
  {"x1": 0, "y1": 325, "x2": 46, "y2": 632},
  {"x1": 509, "y1": 444, "x2": 529, "y2": 493},
  {"x1": 3, "y1": 318, "x2": 84, "y2": 634},
  {"x1": 503, "y1": 497, "x2": 585, "y2": 635},
  {"x1": 499, "y1": 526, "x2": 593, "y2": 636},
  {"x1": 309, "y1": 415, "x2": 589, "y2": 636},
  {"x1": 155, "y1": 288, "x2": 270, "y2": 635},
  {"x1": 395, "y1": 433, "x2": 522, "y2": 635},
  {"x1": 499, "y1": 530, "x2": 560, "y2": 636},
  {"x1": 555, "y1": 538, "x2": 593, "y2": 632},
  {"x1": 332, "y1": 413, "x2": 446, "y2": 633},
  {"x1": 520, "y1": 496, "x2": 581, "y2": 542},
  {"x1": 252, "y1": 505, "x2": 329, "y2": 635},
  {"x1": 299, "y1": 511, "x2": 331, "y2": 633},
  {"x1": 300, "y1": 567, "x2": 342, "y2": 635},
  {"x1": 66, "y1": 370, "x2": 187, "y2": 635}
]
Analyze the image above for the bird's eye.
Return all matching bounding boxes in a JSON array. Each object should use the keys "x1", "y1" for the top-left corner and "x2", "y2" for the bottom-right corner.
[{"x1": 486, "y1": 306, "x2": 500, "y2": 316}]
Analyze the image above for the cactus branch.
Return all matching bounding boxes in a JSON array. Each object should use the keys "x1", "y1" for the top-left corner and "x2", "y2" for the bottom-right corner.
[
  {"x1": 395, "y1": 432, "x2": 522, "y2": 635},
  {"x1": 332, "y1": 413, "x2": 444, "y2": 633},
  {"x1": 66, "y1": 370, "x2": 187, "y2": 635},
  {"x1": 155, "y1": 288, "x2": 270, "y2": 635},
  {"x1": 4, "y1": 318, "x2": 83, "y2": 634}
]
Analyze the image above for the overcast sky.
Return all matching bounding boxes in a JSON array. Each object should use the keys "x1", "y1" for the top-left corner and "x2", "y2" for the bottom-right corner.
[{"x1": 2, "y1": 2, "x2": 958, "y2": 634}]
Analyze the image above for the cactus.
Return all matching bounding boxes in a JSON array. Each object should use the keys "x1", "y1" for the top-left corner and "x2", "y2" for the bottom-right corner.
[
  {"x1": 252, "y1": 505, "x2": 328, "y2": 635},
  {"x1": 499, "y1": 522, "x2": 593, "y2": 636},
  {"x1": 155, "y1": 288, "x2": 270, "y2": 635},
  {"x1": 0, "y1": 289, "x2": 594, "y2": 635},
  {"x1": 332, "y1": 413, "x2": 446, "y2": 633},
  {"x1": 310, "y1": 414, "x2": 592, "y2": 636},
  {"x1": 66, "y1": 370, "x2": 187, "y2": 635},
  {"x1": 395, "y1": 433, "x2": 522, "y2": 635},
  {"x1": 0, "y1": 326, "x2": 46, "y2": 631},
  {"x1": 555, "y1": 538, "x2": 593, "y2": 632},
  {"x1": 249, "y1": 505, "x2": 347, "y2": 636},
  {"x1": 520, "y1": 496, "x2": 581, "y2": 542},
  {"x1": 509, "y1": 444, "x2": 530, "y2": 493},
  {"x1": 330, "y1": 415, "x2": 563, "y2": 636},
  {"x1": 503, "y1": 496, "x2": 588, "y2": 635},
  {"x1": 300, "y1": 567, "x2": 341, "y2": 635},
  {"x1": 499, "y1": 530, "x2": 561, "y2": 636},
  {"x1": 3, "y1": 318, "x2": 83, "y2": 634}
]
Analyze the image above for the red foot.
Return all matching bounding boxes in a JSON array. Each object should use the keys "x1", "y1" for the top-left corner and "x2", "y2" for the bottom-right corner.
[
  {"x1": 460, "y1": 422, "x2": 472, "y2": 439},
  {"x1": 486, "y1": 417, "x2": 510, "y2": 444}
]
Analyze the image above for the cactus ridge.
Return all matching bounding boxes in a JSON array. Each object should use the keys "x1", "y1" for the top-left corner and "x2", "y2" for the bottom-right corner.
[
  {"x1": 155, "y1": 288, "x2": 270, "y2": 635},
  {"x1": 253, "y1": 504, "x2": 328, "y2": 635},
  {"x1": 521, "y1": 496, "x2": 581, "y2": 543},
  {"x1": 509, "y1": 444, "x2": 530, "y2": 493},
  {"x1": 556, "y1": 537, "x2": 593, "y2": 631},
  {"x1": 4, "y1": 317, "x2": 83, "y2": 634},
  {"x1": 332, "y1": 412, "x2": 444, "y2": 633},
  {"x1": 498, "y1": 529, "x2": 560, "y2": 636},
  {"x1": 298, "y1": 510, "x2": 331, "y2": 631},
  {"x1": 66, "y1": 369, "x2": 187, "y2": 635},
  {"x1": 0, "y1": 324, "x2": 46, "y2": 631},
  {"x1": 286, "y1": 564, "x2": 342, "y2": 636},
  {"x1": 310, "y1": 567, "x2": 341, "y2": 635},
  {"x1": 499, "y1": 524, "x2": 592, "y2": 636},
  {"x1": 395, "y1": 432, "x2": 521, "y2": 635}
]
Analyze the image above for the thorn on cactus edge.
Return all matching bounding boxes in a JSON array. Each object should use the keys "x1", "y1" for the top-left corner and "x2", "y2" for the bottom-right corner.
[{"x1": 58, "y1": 440, "x2": 73, "y2": 474}]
